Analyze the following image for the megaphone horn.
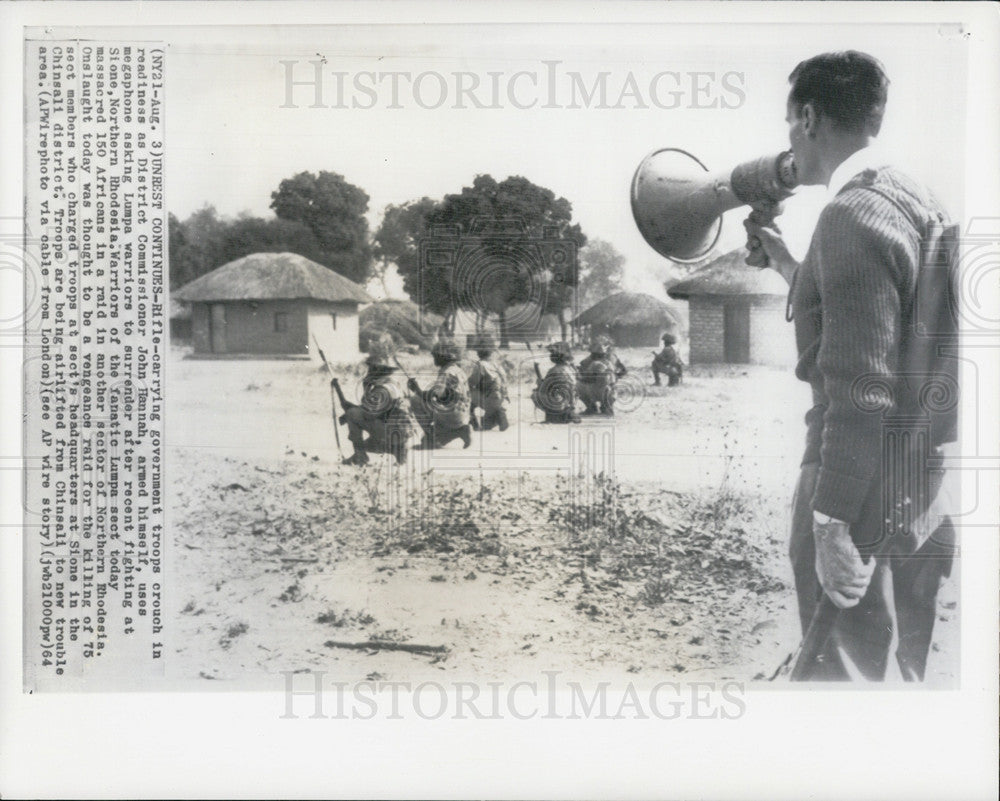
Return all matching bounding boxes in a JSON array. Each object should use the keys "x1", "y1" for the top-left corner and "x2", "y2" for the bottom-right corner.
[{"x1": 631, "y1": 148, "x2": 798, "y2": 265}]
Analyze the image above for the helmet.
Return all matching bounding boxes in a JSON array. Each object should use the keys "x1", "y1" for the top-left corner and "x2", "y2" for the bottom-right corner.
[
  {"x1": 547, "y1": 340, "x2": 573, "y2": 362},
  {"x1": 431, "y1": 336, "x2": 462, "y2": 362},
  {"x1": 472, "y1": 332, "x2": 497, "y2": 352},
  {"x1": 366, "y1": 332, "x2": 397, "y2": 368},
  {"x1": 661, "y1": 332, "x2": 677, "y2": 345},
  {"x1": 589, "y1": 333, "x2": 613, "y2": 355}
]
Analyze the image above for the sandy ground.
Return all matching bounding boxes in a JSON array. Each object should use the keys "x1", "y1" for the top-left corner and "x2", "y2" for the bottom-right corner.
[{"x1": 166, "y1": 345, "x2": 958, "y2": 687}]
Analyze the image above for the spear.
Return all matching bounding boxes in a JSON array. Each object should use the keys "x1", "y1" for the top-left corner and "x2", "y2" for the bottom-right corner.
[{"x1": 311, "y1": 335, "x2": 344, "y2": 460}]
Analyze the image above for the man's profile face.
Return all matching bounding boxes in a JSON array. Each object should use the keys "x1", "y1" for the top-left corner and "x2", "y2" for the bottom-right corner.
[{"x1": 786, "y1": 98, "x2": 820, "y2": 185}]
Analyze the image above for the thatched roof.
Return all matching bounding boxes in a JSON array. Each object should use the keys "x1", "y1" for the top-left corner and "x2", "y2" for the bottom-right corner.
[
  {"x1": 572, "y1": 292, "x2": 680, "y2": 329},
  {"x1": 666, "y1": 248, "x2": 788, "y2": 299},
  {"x1": 169, "y1": 297, "x2": 191, "y2": 320},
  {"x1": 173, "y1": 252, "x2": 373, "y2": 304}
]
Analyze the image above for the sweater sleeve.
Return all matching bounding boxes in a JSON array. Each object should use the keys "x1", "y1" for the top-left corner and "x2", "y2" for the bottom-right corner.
[{"x1": 812, "y1": 194, "x2": 910, "y2": 523}]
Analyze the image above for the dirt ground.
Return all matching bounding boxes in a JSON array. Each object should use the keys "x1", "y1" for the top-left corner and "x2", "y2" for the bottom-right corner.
[{"x1": 166, "y1": 345, "x2": 959, "y2": 687}]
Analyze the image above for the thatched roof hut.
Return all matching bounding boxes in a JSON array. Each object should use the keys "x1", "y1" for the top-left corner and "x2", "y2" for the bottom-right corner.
[
  {"x1": 666, "y1": 248, "x2": 788, "y2": 299},
  {"x1": 173, "y1": 252, "x2": 371, "y2": 360},
  {"x1": 665, "y1": 248, "x2": 793, "y2": 365},
  {"x1": 572, "y1": 291, "x2": 681, "y2": 347},
  {"x1": 173, "y1": 252, "x2": 372, "y2": 304}
]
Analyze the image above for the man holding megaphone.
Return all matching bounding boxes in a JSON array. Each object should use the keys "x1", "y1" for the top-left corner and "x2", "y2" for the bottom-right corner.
[
  {"x1": 744, "y1": 51, "x2": 957, "y2": 681},
  {"x1": 634, "y1": 50, "x2": 958, "y2": 681}
]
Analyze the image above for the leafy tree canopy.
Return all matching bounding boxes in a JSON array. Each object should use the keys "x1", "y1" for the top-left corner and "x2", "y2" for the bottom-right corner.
[
  {"x1": 169, "y1": 171, "x2": 375, "y2": 291},
  {"x1": 270, "y1": 170, "x2": 373, "y2": 284},
  {"x1": 376, "y1": 175, "x2": 587, "y2": 341},
  {"x1": 578, "y1": 238, "x2": 626, "y2": 309}
]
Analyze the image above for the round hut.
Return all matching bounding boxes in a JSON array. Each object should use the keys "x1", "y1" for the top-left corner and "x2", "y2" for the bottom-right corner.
[
  {"x1": 173, "y1": 252, "x2": 372, "y2": 361},
  {"x1": 572, "y1": 291, "x2": 681, "y2": 347},
  {"x1": 666, "y1": 248, "x2": 793, "y2": 366}
]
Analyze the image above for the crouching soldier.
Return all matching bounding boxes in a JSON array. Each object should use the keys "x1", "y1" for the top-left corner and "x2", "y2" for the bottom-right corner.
[
  {"x1": 468, "y1": 333, "x2": 510, "y2": 432},
  {"x1": 577, "y1": 334, "x2": 627, "y2": 416},
  {"x1": 531, "y1": 341, "x2": 581, "y2": 424},
  {"x1": 408, "y1": 337, "x2": 472, "y2": 449},
  {"x1": 652, "y1": 332, "x2": 684, "y2": 386},
  {"x1": 341, "y1": 333, "x2": 422, "y2": 466}
]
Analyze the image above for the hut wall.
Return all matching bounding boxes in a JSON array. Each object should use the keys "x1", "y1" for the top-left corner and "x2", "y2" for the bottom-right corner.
[
  {"x1": 191, "y1": 300, "x2": 309, "y2": 355},
  {"x1": 308, "y1": 301, "x2": 361, "y2": 362},
  {"x1": 748, "y1": 296, "x2": 795, "y2": 366},
  {"x1": 688, "y1": 297, "x2": 726, "y2": 363},
  {"x1": 687, "y1": 295, "x2": 794, "y2": 365}
]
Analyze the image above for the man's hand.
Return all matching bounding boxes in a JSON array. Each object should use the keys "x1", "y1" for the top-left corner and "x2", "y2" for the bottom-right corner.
[
  {"x1": 743, "y1": 206, "x2": 799, "y2": 283},
  {"x1": 813, "y1": 515, "x2": 876, "y2": 609}
]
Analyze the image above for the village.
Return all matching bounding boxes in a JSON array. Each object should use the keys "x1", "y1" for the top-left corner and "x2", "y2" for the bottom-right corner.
[{"x1": 163, "y1": 240, "x2": 958, "y2": 686}]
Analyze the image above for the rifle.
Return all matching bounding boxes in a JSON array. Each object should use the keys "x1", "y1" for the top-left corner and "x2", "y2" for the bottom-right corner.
[
  {"x1": 773, "y1": 546, "x2": 882, "y2": 682},
  {"x1": 311, "y1": 335, "x2": 345, "y2": 460},
  {"x1": 330, "y1": 376, "x2": 356, "y2": 417}
]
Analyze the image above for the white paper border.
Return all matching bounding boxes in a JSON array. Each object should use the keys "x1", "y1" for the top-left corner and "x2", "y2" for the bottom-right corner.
[{"x1": 1, "y1": 2, "x2": 997, "y2": 799}]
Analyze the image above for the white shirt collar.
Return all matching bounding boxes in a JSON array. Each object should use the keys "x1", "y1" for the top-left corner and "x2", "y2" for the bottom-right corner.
[{"x1": 827, "y1": 142, "x2": 888, "y2": 199}]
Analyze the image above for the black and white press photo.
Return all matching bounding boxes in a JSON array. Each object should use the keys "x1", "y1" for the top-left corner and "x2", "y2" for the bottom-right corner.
[{"x1": 3, "y1": 2, "x2": 998, "y2": 799}]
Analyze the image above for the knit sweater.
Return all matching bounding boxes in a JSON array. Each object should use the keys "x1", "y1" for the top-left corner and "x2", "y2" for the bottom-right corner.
[{"x1": 791, "y1": 165, "x2": 947, "y2": 523}]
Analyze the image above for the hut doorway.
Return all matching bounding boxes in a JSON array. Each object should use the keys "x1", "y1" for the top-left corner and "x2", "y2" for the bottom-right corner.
[
  {"x1": 209, "y1": 303, "x2": 227, "y2": 353},
  {"x1": 723, "y1": 302, "x2": 750, "y2": 363}
]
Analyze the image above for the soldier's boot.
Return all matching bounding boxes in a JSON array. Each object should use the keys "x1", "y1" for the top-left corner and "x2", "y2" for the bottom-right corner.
[
  {"x1": 497, "y1": 410, "x2": 510, "y2": 432},
  {"x1": 343, "y1": 442, "x2": 370, "y2": 466},
  {"x1": 431, "y1": 424, "x2": 472, "y2": 449},
  {"x1": 601, "y1": 401, "x2": 615, "y2": 417},
  {"x1": 470, "y1": 411, "x2": 482, "y2": 431},
  {"x1": 652, "y1": 370, "x2": 662, "y2": 386},
  {"x1": 581, "y1": 402, "x2": 599, "y2": 416}
]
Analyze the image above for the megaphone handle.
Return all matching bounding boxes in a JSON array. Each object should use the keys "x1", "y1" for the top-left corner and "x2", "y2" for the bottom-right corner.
[{"x1": 743, "y1": 203, "x2": 781, "y2": 268}]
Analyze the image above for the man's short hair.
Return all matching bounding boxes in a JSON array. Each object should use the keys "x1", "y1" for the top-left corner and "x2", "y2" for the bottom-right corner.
[{"x1": 788, "y1": 51, "x2": 889, "y2": 136}]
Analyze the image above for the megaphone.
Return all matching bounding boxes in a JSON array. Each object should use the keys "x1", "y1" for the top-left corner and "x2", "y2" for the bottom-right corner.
[{"x1": 630, "y1": 148, "x2": 798, "y2": 265}]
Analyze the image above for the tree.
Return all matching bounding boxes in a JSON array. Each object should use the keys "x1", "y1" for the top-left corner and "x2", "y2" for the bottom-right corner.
[
  {"x1": 380, "y1": 174, "x2": 587, "y2": 344},
  {"x1": 578, "y1": 239, "x2": 626, "y2": 309},
  {"x1": 168, "y1": 205, "x2": 328, "y2": 290},
  {"x1": 270, "y1": 170, "x2": 374, "y2": 285},
  {"x1": 372, "y1": 197, "x2": 437, "y2": 298},
  {"x1": 168, "y1": 205, "x2": 228, "y2": 290}
]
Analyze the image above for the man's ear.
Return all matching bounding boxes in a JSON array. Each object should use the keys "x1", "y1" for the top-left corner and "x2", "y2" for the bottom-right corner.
[{"x1": 801, "y1": 102, "x2": 818, "y2": 135}]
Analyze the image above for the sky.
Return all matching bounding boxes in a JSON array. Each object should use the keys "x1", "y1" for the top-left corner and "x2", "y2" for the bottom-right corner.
[{"x1": 125, "y1": 21, "x2": 967, "y2": 299}]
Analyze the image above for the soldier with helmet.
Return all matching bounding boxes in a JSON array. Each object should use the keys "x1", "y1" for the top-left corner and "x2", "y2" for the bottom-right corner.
[
  {"x1": 651, "y1": 332, "x2": 684, "y2": 386},
  {"x1": 468, "y1": 333, "x2": 510, "y2": 432},
  {"x1": 531, "y1": 340, "x2": 581, "y2": 424},
  {"x1": 342, "y1": 333, "x2": 422, "y2": 466},
  {"x1": 577, "y1": 333, "x2": 628, "y2": 416},
  {"x1": 407, "y1": 336, "x2": 472, "y2": 449}
]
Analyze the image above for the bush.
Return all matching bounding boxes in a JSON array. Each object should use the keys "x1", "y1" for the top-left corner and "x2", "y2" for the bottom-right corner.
[{"x1": 360, "y1": 300, "x2": 443, "y2": 352}]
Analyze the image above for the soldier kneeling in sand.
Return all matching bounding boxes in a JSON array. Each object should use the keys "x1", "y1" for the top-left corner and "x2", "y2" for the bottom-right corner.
[
  {"x1": 532, "y1": 341, "x2": 581, "y2": 424},
  {"x1": 341, "y1": 333, "x2": 422, "y2": 466},
  {"x1": 468, "y1": 333, "x2": 510, "y2": 432},
  {"x1": 407, "y1": 337, "x2": 472, "y2": 449},
  {"x1": 577, "y1": 333, "x2": 627, "y2": 416},
  {"x1": 652, "y1": 332, "x2": 684, "y2": 386}
]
